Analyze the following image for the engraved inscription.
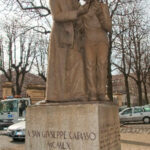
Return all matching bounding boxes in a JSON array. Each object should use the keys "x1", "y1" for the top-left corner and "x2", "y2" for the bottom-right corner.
[
  {"x1": 27, "y1": 130, "x2": 97, "y2": 150},
  {"x1": 47, "y1": 141, "x2": 71, "y2": 150},
  {"x1": 27, "y1": 130, "x2": 96, "y2": 141}
]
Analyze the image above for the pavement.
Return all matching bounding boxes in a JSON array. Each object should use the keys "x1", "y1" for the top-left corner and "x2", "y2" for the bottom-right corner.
[
  {"x1": 0, "y1": 124, "x2": 150, "y2": 150},
  {"x1": 0, "y1": 135, "x2": 24, "y2": 150},
  {"x1": 120, "y1": 124, "x2": 150, "y2": 150},
  {"x1": 121, "y1": 133, "x2": 150, "y2": 150}
]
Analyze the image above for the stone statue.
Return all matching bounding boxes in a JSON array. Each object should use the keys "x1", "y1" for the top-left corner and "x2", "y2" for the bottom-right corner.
[
  {"x1": 46, "y1": 0, "x2": 112, "y2": 102},
  {"x1": 46, "y1": 0, "x2": 88, "y2": 101},
  {"x1": 81, "y1": 0, "x2": 112, "y2": 101},
  {"x1": 27, "y1": 3, "x2": 121, "y2": 150}
]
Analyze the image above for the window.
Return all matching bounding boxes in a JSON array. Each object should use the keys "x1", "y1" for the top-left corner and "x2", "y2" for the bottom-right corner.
[
  {"x1": 121, "y1": 108, "x2": 132, "y2": 115},
  {"x1": 2, "y1": 100, "x2": 18, "y2": 113},
  {"x1": 144, "y1": 107, "x2": 150, "y2": 112},
  {"x1": 134, "y1": 107, "x2": 143, "y2": 113}
]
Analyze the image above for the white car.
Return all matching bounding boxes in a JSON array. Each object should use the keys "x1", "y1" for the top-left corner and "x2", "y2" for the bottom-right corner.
[
  {"x1": 7, "y1": 120, "x2": 25, "y2": 140},
  {"x1": 119, "y1": 106, "x2": 150, "y2": 124}
]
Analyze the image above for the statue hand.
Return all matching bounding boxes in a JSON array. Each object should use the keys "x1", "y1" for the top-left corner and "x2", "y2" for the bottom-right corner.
[
  {"x1": 77, "y1": 4, "x2": 89, "y2": 17},
  {"x1": 95, "y1": 4, "x2": 102, "y2": 16}
]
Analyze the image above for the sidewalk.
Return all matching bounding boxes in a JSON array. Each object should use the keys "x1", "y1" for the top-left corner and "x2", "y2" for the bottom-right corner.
[{"x1": 121, "y1": 126, "x2": 150, "y2": 150}]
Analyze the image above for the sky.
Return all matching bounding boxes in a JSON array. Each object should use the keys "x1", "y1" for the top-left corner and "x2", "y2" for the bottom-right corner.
[
  {"x1": 0, "y1": 0, "x2": 149, "y2": 25},
  {"x1": 0, "y1": 0, "x2": 150, "y2": 75}
]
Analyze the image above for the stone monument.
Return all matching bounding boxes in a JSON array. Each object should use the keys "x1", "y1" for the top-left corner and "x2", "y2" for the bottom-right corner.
[
  {"x1": 26, "y1": 84, "x2": 46, "y2": 104},
  {"x1": 26, "y1": 0, "x2": 121, "y2": 150},
  {"x1": 2, "y1": 82, "x2": 13, "y2": 98}
]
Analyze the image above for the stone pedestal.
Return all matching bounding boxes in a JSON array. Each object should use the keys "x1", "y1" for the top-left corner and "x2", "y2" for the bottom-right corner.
[
  {"x1": 26, "y1": 84, "x2": 46, "y2": 104},
  {"x1": 26, "y1": 102, "x2": 121, "y2": 150},
  {"x1": 2, "y1": 82, "x2": 13, "y2": 98}
]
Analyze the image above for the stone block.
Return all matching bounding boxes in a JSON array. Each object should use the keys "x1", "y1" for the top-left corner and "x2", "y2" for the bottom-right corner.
[{"x1": 26, "y1": 102, "x2": 121, "y2": 150}]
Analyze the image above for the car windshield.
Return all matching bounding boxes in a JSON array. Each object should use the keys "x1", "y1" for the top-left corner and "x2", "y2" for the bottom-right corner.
[
  {"x1": 121, "y1": 108, "x2": 132, "y2": 115},
  {"x1": 1, "y1": 100, "x2": 18, "y2": 113},
  {"x1": 119, "y1": 106, "x2": 127, "y2": 112}
]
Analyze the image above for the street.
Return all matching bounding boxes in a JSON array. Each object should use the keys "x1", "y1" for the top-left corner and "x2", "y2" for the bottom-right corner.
[
  {"x1": 0, "y1": 124, "x2": 150, "y2": 150},
  {"x1": 0, "y1": 135, "x2": 24, "y2": 150}
]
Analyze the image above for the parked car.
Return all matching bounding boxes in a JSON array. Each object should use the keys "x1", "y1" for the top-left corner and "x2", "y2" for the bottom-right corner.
[
  {"x1": 144, "y1": 104, "x2": 150, "y2": 108},
  {"x1": 7, "y1": 120, "x2": 25, "y2": 140},
  {"x1": 0, "y1": 119, "x2": 13, "y2": 130},
  {"x1": 119, "y1": 106, "x2": 150, "y2": 124},
  {"x1": 119, "y1": 105, "x2": 127, "y2": 112}
]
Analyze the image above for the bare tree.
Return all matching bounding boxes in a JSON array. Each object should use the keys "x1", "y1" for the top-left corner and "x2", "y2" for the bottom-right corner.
[
  {"x1": 0, "y1": 20, "x2": 38, "y2": 95},
  {"x1": 113, "y1": 15, "x2": 132, "y2": 107},
  {"x1": 103, "y1": 0, "x2": 136, "y2": 100},
  {"x1": 113, "y1": 0, "x2": 150, "y2": 106},
  {"x1": 141, "y1": 44, "x2": 150, "y2": 104},
  {"x1": 126, "y1": 7, "x2": 149, "y2": 105},
  {"x1": 35, "y1": 34, "x2": 49, "y2": 82},
  {"x1": 0, "y1": 0, "x2": 50, "y2": 83},
  {"x1": 1, "y1": 0, "x2": 51, "y2": 34}
]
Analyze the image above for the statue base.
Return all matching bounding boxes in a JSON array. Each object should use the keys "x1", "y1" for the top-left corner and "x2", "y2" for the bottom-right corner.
[{"x1": 25, "y1": 101, "x2": 121, "y2": 150}]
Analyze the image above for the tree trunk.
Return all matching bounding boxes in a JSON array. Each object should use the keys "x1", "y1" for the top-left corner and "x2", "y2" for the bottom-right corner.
[
  {"x1": 137, "y1": 81, "x2": 143, "y2": 106},
  {"x1": 107, "y1": 33, "x2": 113, "y2": 101},
  {"x1": 16, "y1": 82, "x2": 21, "y2": 95},
  {"x1": 143, "y1": 82, "x2": 149, "y2": 104},
  {"x1": 16, "y1": 85, "x2": 22, "y2": 95},
  {"x1": 124, "y1": 75, "x2": 131, "y2": 107},
  {"x1": 15, "y1": 71, "x2": 22, "y2": 95},
  {"x1": 12, "y1": 87, "x2": 15, "y2": 96}
]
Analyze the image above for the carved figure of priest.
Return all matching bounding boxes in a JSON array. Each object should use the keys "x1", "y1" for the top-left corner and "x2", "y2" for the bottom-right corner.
[{"x1": 46, "y1": 0, "x2": 88, "y2": 101}]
